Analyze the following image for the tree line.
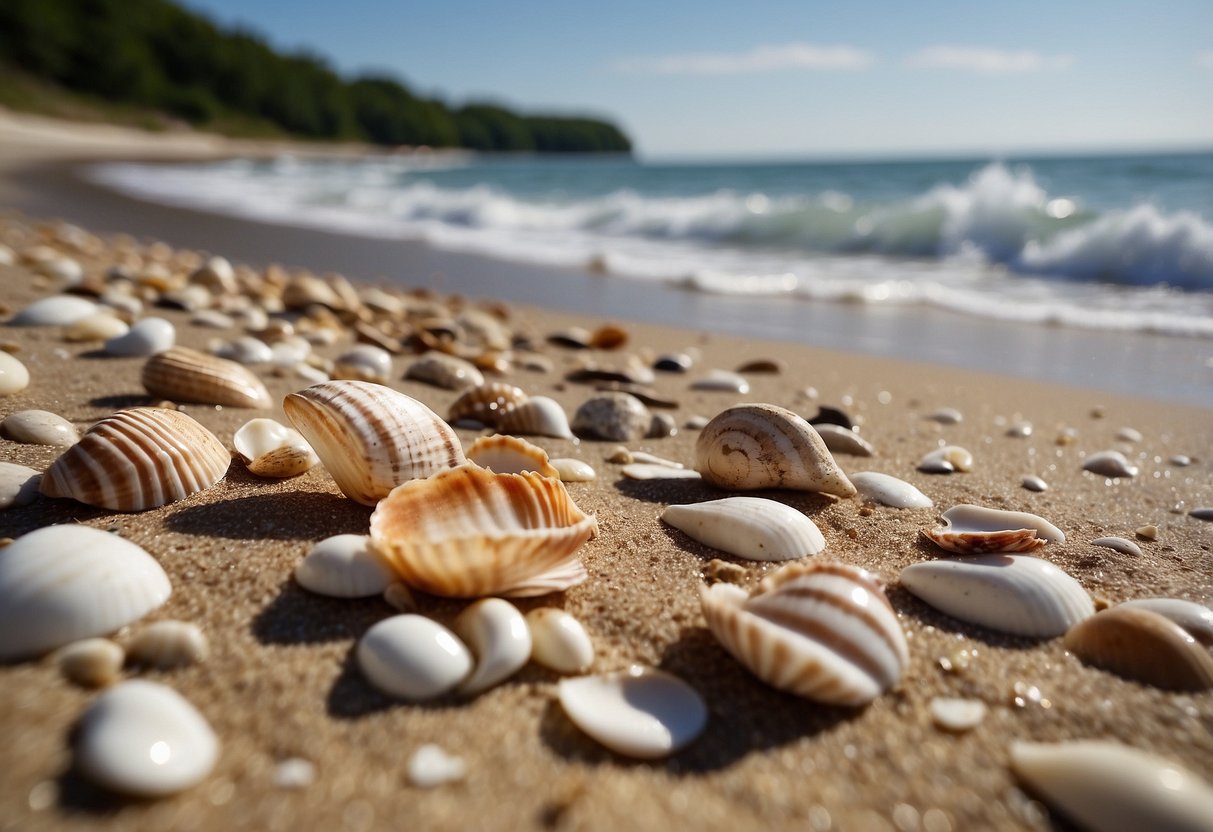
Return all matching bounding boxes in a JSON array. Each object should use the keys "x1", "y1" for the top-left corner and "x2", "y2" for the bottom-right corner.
[{"x1": 0, "y1": 0, "x2": 633, "y2": 153}]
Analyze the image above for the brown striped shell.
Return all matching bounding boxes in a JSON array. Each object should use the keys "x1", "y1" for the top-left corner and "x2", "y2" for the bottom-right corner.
[
  {"x1": 1064, "y1": 606, "x2": 1213, "y2": 691},
  {"x1": 142, "y1": 346, "x2": 272, "y2": 409},
  {"x1": 447, "y1": 382, "x2": 529, "y2": 427},
  {"x1": 40, "y1": 407, "x2": 230, "y2": 511},
  {"x1": 700, "y1": 561, "x2": 908, "y2": 705},
  {"x1": 923, "y1": 505, "x2": 1064, "y2": 555}
]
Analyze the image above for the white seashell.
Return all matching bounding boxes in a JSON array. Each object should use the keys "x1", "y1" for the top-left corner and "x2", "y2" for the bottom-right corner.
[
  {"x1": 1092, "y1": 536, "x2": 1143, "y2": 557},
  {"x1": 233, "y1": 417, "x2": 318, "y2": 478},
  {"x1": 558, "y1": 666, "x2": 707, "y2": 759},
  {"x1": 1005, "y1": 421, "x2": 1033, "y2": 438},
  {"x1": 10, "y1": 295, "x2": 97, "y2": 326},
  {"x1": 497, "y1": 396, "x2": 576, "y2": 441},
  {"x1": 526, "y1": 608, "x2": 594, "y2": 674},
  {"x1": 918, "y1": 445, "x2": 973, "y2": 474},
  {"x1": 851, "y1": 472, "x2": 933, "y2": 509},
  {"x1": 190, "y1": 310, "x2": 235, "y2": 330},
  {"x1": 1170, "y1": 454, "x2": 1193, "y2": 467},
  {"x1": 213, "y1": 335, "x2": 273, "y2": 365},
  {"x1": 0, "y1": 525, "x2": 172, "y2": 660},
  {"x1": 1009, "y1": 741, "x2": 1213, "y2": 832},
  {"x1": 694, "y1": 404, "x2": 856, "y2": 497},
  {"x1": 284, "y1": 381, "x2": 465, "y2": 505},
  {"x1": 269, "y1": 336, "x2": 311, "y2": 367},
  {"x1": 813, "y1": 423, "x2": 875, "y2": 456},
  {"x1": 929, "y1": 697, "x2": 986, "y2": 732},
  {"x1": 407, "y1": 744, "x2": 467, "y2": 788},
  {"x1": 690, "y1": 370, "x2": 750, "y2": 394},
  {"x1": 334, "y1": 344, "x2": 393, "y2": 383},
  {"x1": 629, "y1": 451, "x2": 683, "y2": 468},
  {"x1": 453, "y1": 598, "x2": 532, "y2": 694},
  {"x1": 924, "y1": 504, "x2": 1064, "y2": 555},
  {"x1": 57, "y1": 638, "x2": 125, "y2": 687},
  {"x1": 662, "y1": 497, "x2": 825, "y2": 561},
  {"x1": 0, "y1": 409, "x2": 78, "y2": 446},
  {"x1": 40, "y1": 256, "x2": 83, "y2": 283},
  {"x1": 1116, "y1": 426, "x2": 1143, "y2": 443},
  {"x1": 143, "y1": 346, "x2": 272, "y2": 408},
  {"x1": 273, "y1": 758, "x2": 316, "y2": 789},
  {"x1": 466, "y1": 434, "x2": 559, "y2": 477},
  {"x1": 924, "y1": 407, "x2": 963, "y2": 424},
  {"x1": 100, "y1": 289, "x2": 143, "y2": 318},
  {"x1": 900, "y1": 555, "x2": 1093, "y2": 637},
  {"x1": 622, "y1": 463, "x2": 703, "y2": 480},
  {"x1": 1022, "y1": 475, "x2": 1049, "y2": 492},
  {"x1": 0, "y1": 350, "x2": 30, "y2": 396},
  {"x1": 357, "y1": 615, "x2": 472, "y2": 701},
  {"x1": 295, "y1": 534, "x2": 394, "y2": 599},
  {"x1": 105, "y1": 317, "x2": 175, "y2": 356},
  {"x1": 0, "y1": 462, "x2": 40, "y2": 509},
  {"x1": 64, "y1": 312, "x2": 129, "y2": 342},
  {"x1": 1135, "y1": 524, "x2": 1159, "y2": 540},
  {"x1": 1083, "y1": 450, "x2": 1139, "y2": 478},
  {"x1": 190, "y1": 256, "x2": 236, "y2": 293},
  {"x1": 77, "y1": 680, "x2": 218, "y2": 797},
  {"x1": 1118, "y1": 598, "x2": 1213, "y2": 648},
  {"x1": 127, "y1": 621, "x2": 208, "y2": 669},
  {"x1": 701, "y1": 562, "x2": 908, "y2": 705},
  {"x1": 572, "y1": 393, "x2": 651, "y2": 442},
  {"x1": 551, "y1": 458, "x2": 596, "y2": 482},
  {"x1": 405, "y1": 352, "x2": 484, "y2": 390}
]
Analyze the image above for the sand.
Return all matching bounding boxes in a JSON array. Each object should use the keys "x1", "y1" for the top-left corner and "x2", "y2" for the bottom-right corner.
[{"x1": 1, "y1": 120, "x2": 1212, "y2": 832}]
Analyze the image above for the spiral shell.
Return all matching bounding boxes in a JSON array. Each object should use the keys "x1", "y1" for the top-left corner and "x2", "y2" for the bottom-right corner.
[
  {"x1": 369, "y1": 464, "x2": 597, "y2": 598},
  {"x1": 447, "y1": 382, "x2": 529, "y2": 427},
  {"x1": 700, "y1": 562, "x2": 908, "y2": 705},
  {"x1": 142, "y1": 346, "x2": 272, "y2": 408},
  {"x1": 283, "y1": 381, "x2": 465, "y2": 506},
  {"x1": 40, "y1": 408, "x2": 230, "y2": 511},
  {"x1": 694, "y1": 404, "x2": 856, "y2": 497}
]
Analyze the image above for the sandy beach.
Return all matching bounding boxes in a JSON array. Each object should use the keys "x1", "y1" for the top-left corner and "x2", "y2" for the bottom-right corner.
[{"x1": 1, "y1": 117, "x2": 1212, "y2": 832}]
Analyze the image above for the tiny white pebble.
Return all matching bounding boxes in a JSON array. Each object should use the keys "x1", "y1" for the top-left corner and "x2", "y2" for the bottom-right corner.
[
  {"x1": 273, "y1": 758, "x2": 316, "y2": 790},
  {"x1": 407, "y1": 744, "x2": 466, "y2": 788},
  {"x1": 929, "y1": 697, "x2": 986, "y2": 732}
]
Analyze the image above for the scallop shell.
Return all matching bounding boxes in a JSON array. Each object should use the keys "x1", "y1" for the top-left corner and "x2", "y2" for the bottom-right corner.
[
  {"x1": 369, "y1": 464, "x2": 597, "y2": 598},
  {"x1": 233, "y1": 418, "x2": 318, "y2": 478},
  {"x1": 283, "y1": 381, "x2": 465, "y2": 506},
  {"x1": 447, "y1": 382, "x2": 528, "y2": 427},
  {"x1": 526, "y1": 608, "x2": 594, "y2": 674},
  {"x1": 918, "y1": 445, "x2": 973, "y2": 474},
  {"x1": 405, "y1": 352, "x2": 485, "y2": 390},
  {"x1": 454, "y1": 598, "x2": 532, "y2": 694},
  {"x1": 357, "y1": 614, "x2": 472, "y2": 700},
  {"x1": 143, "y1": 346, "x2": 272, "y2": 409},
  {"x1": 924, "y1": 504, "x2": 1064, "y2": 554},
  {"x1": 40, "y1": 408, "x2": 230, "y2": 511},
  {"x1": 850, "y1": 472, "x2": 933, "y2": 509},
  {"x1": 700, "y1": 562, "x2": 908, "y2": 705},
  {"x1": 1083, "y1": 450, "x2": 1139, "y2": 478},
  {"x1": 466, "y1": 434, "x2": 559, "y2": 478},
  {"x1": 662, "y1": 497, "x2": 825, "y2": 562},
  {"x1": 0, "y1": 525, "x2": 172, "y2": 660},
  {"x1": 1009, "y1": 741, "x2": 1213, "y2": 832},
  {"x1": 571, "y1": 393, "x2": 651, "y2": 442},
  {"x1": 1063, "y1": 606, "x2": 1213, "y2": 691},
  {"x1": 1118, "y1": 598, "x2": 1213, "y2": 648},
  {"x1": 496, "y1": 396, "x2": 576, "y2": 441},
  {"x1": 900, "y1": 555, "x2": 1093, "y2": 638},
  {"x1": 0, "y1": 409, "x2": 79, "y2": 446},
  {"x1": 813, "y1": 423, "x2": 875, "y2": 457},
  {"x1": 294, "y1": 534, "x2": 394, "y2": 598},
  {"x1": 694, "y1": 404, "x2": 857, "y2": 498},
  {"x1": 0, "y1": 350, "x2": 31, "y2": 396},
  {"x1": 126, "y1": 621, "x2": 209, "y2": 669}
]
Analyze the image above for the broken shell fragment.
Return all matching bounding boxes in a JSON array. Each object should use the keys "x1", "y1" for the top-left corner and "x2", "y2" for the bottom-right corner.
[
  {"x1": 143, "y1": 346, "x2": 272, "y2": 408},
  {"x1": 408, "y1": 744, "x2": 467, "y2": 788},
  {"x1": 924, "y1": 504, "x2": 1064, "y2": 555},
  {"x1": 0, "y1": 409, "x2": 79, "y2": 446},
  {"x1": 1063, "y1": 606, "x2": 1213, "y2": 691},
  {"x1": 850, "y1": 472, "x2": 933, "y2": 509},
  {"x1": 813, "y1": 423, "x2": 875, "y2": 456},
  {"x1": 233, "y1": 418, "x2": 318, "y2": 478},
  {"x1": 126, "y1": 621, "x2": 208, "y2": 669},
  {"x1": 662, "y1": 497, "x2": 825, "y2": 562},
  {"x1": 918, "y1": 445, "x2": 973, "y2": 474},
  {"x1": 929, "y1": 697, "x2": 986, "y2": 732},
  {"x1": 357, "y1": 615, "x2": 472, "y2": 701},
  {"x1": 621, "y1": 463, "x2": 702, "y2": 480},
  {"x1": 526, "y1": 608, "x2": 594, "y2": 674},
  {"x1": 466, "y1": 434, "x2": 559, "y2": 478},
  {"x1": 453, "y1": 598, "x2": 532, "y2": 695},
  {"x1": 1083, "y1": 450, "x2": 1139, "y2": 478},
  {"x1": 1091, "y1": 536, "x2": 1143, "y2": 557},
  {"x1": 295, "y1": 534, "x2": 394, "y2": 599}
]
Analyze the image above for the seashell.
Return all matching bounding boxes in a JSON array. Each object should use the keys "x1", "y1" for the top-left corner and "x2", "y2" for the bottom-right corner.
[
  {"x1": 1190, "y1": 507, "x2": 1213, "y2": 522},
  {"x1": 497, "y1": 396, "x2": 576, "y2": 441},
  {"x1": 929, "y1": 697, "x2": 986, "y2": 732},
  {"x1": 357, "y1": 614, "x2": 472, "y2": 700},
  {"x1": 1118, "y1": 598, "x2": 1213, "y2": 648},
  {"x1": 105, "y1": 317, "x2": 175, "y2": 356},
  {"x1": 127, "y1": 621, "x2": 208, "y2": 669},
  {"x1": 294, "y1": 534, "x2": 396, "y2": 599},
  {"x1": 370, "y1": 465, "x2": 596, "y2": 598},
  {"x1": 466, "y1": 434, "x2": 559, "y2": 478},
  {"x1": 333, "y1": 344, "x2": 393, "y2": 383},
  {"x1": 807, "y1": 406, "x2": 854, "y2": 430},
  {"x1": 850, "y1": 472, "x2": 933, "y2": 509},
  {"x1": 283, "y1": 273, "x2": 343, "y2": 310},
  {"x1": 918, "y1": 445, "x2": 973, "y2": 474},
  {"x1": 0, "y1": 525, "x2": 172, "y2": 660},
  {"x1": 213, "y1": 334, "x2": 273, "y2": 364},
  {"x1": 606, "y1": 445, "x2": 632, "y2": 464},
  {"x1": 623, "y1": 463, "x2": 703, "y2": 480},
  {"x1": 558, "y1": 666, "x2": 707, "y2": 759},
  {"x1": 1005, "y1": 421, "x2": 1033, "y2": 438},
  {"x1": 735, "y1": 359, "x2": 782, "y2": 374},
  {"x1": 268, "y1": 336, "x2": 311, "y2": 367},
  {"x1": 694, "y1": 404, "x2": 856, "y2": 498},
  {"x1": 447, "y1": 382, "x2": 528, "y2": 427},
  {"x1": 701, "y1": 562, "x2": 908, "y2": 705},
  {"x1": 690, "y1": 369, "x2": 750, "y2": 394},
  {"x1": 1091, "y1": 536, "x2": 1143, "y2": 557},
  {"x1": 567, "y1": 359, "x2": 655, "y2": 386},
  {"x1": 405, "y1": 352, "x2": 484, "y2": 390},
  {"x1": 453, "y1": 598, "x2": 532, "y2": 694},
  {"x1": 58, "y1": 638, "x2": 125, "y2": 687},
  {"x1": 76, "y1": 680, "x2": 218, "y2": 797},
  {"x1": 408, "y1": 744, "x2": 467, "y2": 788},
  {"x1": 1021, "y1": 475, "x2": 1049, "y2": 492},
  {"x1": 41, "y1": 408, "x2": 230, "y2": 511},
  {"x1": 548, "y1": 327, "x2": 592, "y2": 349},
  {"x1": 190, "y1": 309, "x2": 234, "y2": 330},
  {"x1": 1083, "y1": 450, "x2": 1139, "y2": 478},
  {"x1": 1135, "y1": 524, "x2": 1159, "y2": 541},
  {"x1": 517, "y1": 353, "x2": 553, "y2": 373},
  {"x1": 630, "y1": 451, "x2": 683, "y2": 468},
  {"x1": 1170, "y1": 454, "x2": 1193, "y2": 467},
  {"x1": 1116, "y1": 426, "x2": 1143, "y2": 443},
  {"x1": 654, "y1": 353, "x2": 693, "y2": 373},
  {"x1": 589, "y1": 324, "x2": 628, "y2": 350},
  {"x1": 662, "y1": 497, "x2": 825, "y2": 561},
  {"x1": 924, "y1": 407, "x2": 962, "y2": 424},
  {"x1": 526, "y1": 608, "x2": 594, "y2": 674},
  {"x1": 0, "y1": 409, "x2": 79, "y2": 446},
  {"x1": 233, "y1": 417, "x2": 318, "y2": 478},
  {"x1": 189, "y1": 255, "x2": 236, "y2": 294},
  {"x1": 159, "y1": 284, "x2": 212, "y2": 312},
  {"x1": 1009, "y1": 740, "x2": 1213, "y2": 832},
  {"x1": 10, "y1": 294, "x2": 97, "y2": 326},
  {"x1": 100, "y1": 289, "x2": 143, "y2": 319},
  {"x1": 64, "y1": 312, "x2": 128, "y2": 342},
  {"x1": 923, "y1": 504, "x2": 1064, "y2": 554},
  {"x1": 283, "y1": 381, "x2": 465, "y2": 505},
  {"x1": 143, "y1": 346, "x2": 272, "y2": 408},
  {"x1": 550, "y1": 458, "x2": 596, "y2": 482},
  {"x1": 1063, "y1": 606, "x2": 1213, "y2": 691},
  {"x1": 0, "y1": 350, "x2": 30, "y2": 395},
  {"x1": 900, "y1": 555, "x2": 1093, "y2": 638},
  {"x1": 0, "y1": 462, "x2": 40, "y2": 510},
  {"x1": 572, "y1": 393, "x2": 651, "y2": 442},
  {"x1": 813, "y1": 423, "x2": 875, "y2": 456}
]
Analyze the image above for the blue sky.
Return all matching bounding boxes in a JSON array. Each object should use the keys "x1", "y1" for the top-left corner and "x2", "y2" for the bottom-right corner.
[{"x1": 184, "y1": 0, "x2": 1212, "y2": 158}]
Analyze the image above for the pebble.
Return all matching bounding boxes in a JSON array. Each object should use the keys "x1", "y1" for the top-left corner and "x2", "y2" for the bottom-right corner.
[
  {"x1": 551, "y1": 458, "x2": 596, "y2": 482},
  {"x1": 924, "y1": 407, "x2": 963, "y2": 425},
  {"x1": 0, "y1": 410, "x2": 79, "y2": 446},
  {"x1": 357, "y1": 615, "x2": 472, "y2": 701},
  {"x1": 105, "y1": 317, "x2": 175, "y2": 357},
  {"x1": 1116, "y1": 426, "x2": 1143, "y2": 443},
  {"x1": 1135, "y1": 525, "x2": 1159, "y2": 541},
  {"x1": 1083, "y1": 450, "x2": 1139, "y2": 479},
  {"x1": 1190, "y1": 508, "x2": 1213, "y2": 522},
  {"x1": 929, "y1": 697, "x2": 987, "y2": 732},
  {"x1": 0, "y1": 350, "x2": 30, "y2": 395},
  {"x1": 0, "y1": 462, "x2": 41, "y2": 510},
  {"x1": 1021, "y1": 475, "x2": 1049, "y2": 493},
  {"x1": 407, "y1": 744, "x2": 466, "y2": 788},
  {"x1": 653, "y1": 353, "x2": 693, "y2": 373}
]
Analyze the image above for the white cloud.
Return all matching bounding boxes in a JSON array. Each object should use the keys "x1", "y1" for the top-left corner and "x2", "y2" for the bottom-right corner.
[
  {"x1": 907, "y1": 46, "x2": 1075, "y2": 74},
  {"x1": 611, "y1": 43, "x2": 874, "y2": 75},
  {"x1": 1197, "y1": 50, "x2": 1213, "y2": 69}
]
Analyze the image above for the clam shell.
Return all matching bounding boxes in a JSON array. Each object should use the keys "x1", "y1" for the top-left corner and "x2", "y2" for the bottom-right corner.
[
  {"x1": 1118, "y1": 598, "x2": 1213, "y2": 647},
  {"x1": 1009, "y1": 741, "x2": 1213, "y2": 832},
  {"x1": 143, "y1": 346, "x2": 272, "y2": 408},
  {"x1": 900, "y1": 555, "x2": 1093, "y2": 638},
  {"x1": 496, "y1": 396, "x2": 576, "y2": 440},
  {"x1": 526, "y1": 608, "x2": 594, "y2": 674},
  {"x1": 851, "y1": 472, "x2": 933, "y2": 509},
  {"x1": 918, "y1": 445, "x2": 973, "y2": 474},
  {"x1": 924, "y1": 504, "x2": 1064, "y2": 554},
  {"x1": 690, "y1": 369, "x2": 750, "y2": 394},
  {"x1": 294, "y1": 534, "x2": 394, "y2": 599},
  {"x1": 0, "y1": 409, "x2": 79, "y2": 446},
  {"x1": 333, "y1": 344, "x2": 393, "y2": 383},
  {"x1": 466, "y1": 434, "x2": 559, "y2": 478},
  {"x1": 357, "y1": 614, "x2": 472, "y2": 700},
  {"x1": 105, "y1": 317, "x2": 175, "y2": 357},
  {"x1": 571, "y1": 393, "x2": 651, "y2": 442},
  {"x1": 700, "y1": 562, "x2": 908, "y2": 705},
  {"x1": 662, "y1": 497, "x2": 825, "y2": 561},
  {"x1": 213, "y1": 335, "x2": 273, "y2": 365},
  {"x1": 550, "y1": 458, "x2": 596, "y2": 483},
  {"x1": 283, "y1": 381, "x2": 465, "y2": 506},
  {"x1": 447, "y1": 382, "x2": 528, "y2": 427},
  {"x1": 0, "y1": 525, "x2": 171, "y2": 660},
  {"x1": 10, "y1": 294, "x2": 97, "y2": 326},
  {"x1": 40, "y1": 407, "x2": 230, "y2": 511},
  {"x1": 233, "y1": 418, "x2": 318, "y2": 478},
  {"x1": 126, "y1": 621, "x2": 208, "y2": 669},
  {"x1": 813, "y1": 423, "x2": 875, "y2": 456},
  {"x1": 1083, "y1": 450, "x2": 1139, "y2": 478},
  {"x1": 0, "y1": 462, "x2": 40, "y2": 510},
  {"x1": 57, "y1": 638, "x2": 125, "y2": 687},
  {"x1": 694, "y1": 404, "x2": 856, "y2": 498},
  {"x1": 454, "y1": 598, "x2": 532, "y2": 694},
  {"x1": 1063, "y1": 606, "x2": 1213, "y2": 691},
  {"x1": 65, "y1": 312, "x2": 129, "y2": 342},
  {"x1": 0, "y1": 350, "x2": 30, "y2": 396},
  {"x1": 369, "y1": 464, "x2": 597, "y2": 598},
  {"x1": 405, "y1": 352, "x2": 484, "y2": 390}
]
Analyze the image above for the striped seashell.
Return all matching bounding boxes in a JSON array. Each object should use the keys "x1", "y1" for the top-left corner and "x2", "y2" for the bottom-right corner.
[
  {"x1": 142, "y1": 346, "x2": 272, "y2": 408},
  {"x1": 1063, "y1": 605, "x2": 1213, "y2": 691},
  {"x1": 405, "y1": 352, "x2": 484, "y2": 390},
  {"x1": 924, "y1": 504, "x2": 1064, "y2": 555},
  {"x1": 369, "y1": 464, "x2": 597, "y2": 598},
  {"x1": 40, "y1": 408, "x2": 230, "y2": 511},
  {"x1": 662, "y1": 497, "x2": 825, "y2": 562},
  {"x1": 466, "y1": 434, "x2": 560, "y2": 478},
  {"x1": 447, "y1": 382, "x2": 529, "y2": 427},
  {"x1": 700, "y1": 562, "x2": 908, "y2": 705},
  {"x1": 283, "y1": 380, "x2": 465, "y2": 506},
  {"x1": 694, "y1": 404, "x2": 856, "y2": 497},
  {"x1": 496, "y1": 396, "x2": 576, "y2": 441},
  {"x1": 900, "y1": 555, "x2": 1093, "y2": 638}
]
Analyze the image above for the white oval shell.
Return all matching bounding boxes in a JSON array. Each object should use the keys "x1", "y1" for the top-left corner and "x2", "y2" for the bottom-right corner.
[
  {"x1": 496, "y1": 396, "x2": 576, "y2": 440},
  {"x1": 357, "y1": 615, "x2": 472, "y2": 701},
  {"x1": 924, "y1": 504, "x2": 1064, "y2": 554},
  {"x1": 0, "y1": 525, "x2": 172, "y2": 660},
  {"x1": 1118, "y1": 598, "x2": 1213, "y2": 647},
  {"x1": 1116, "y1": 426, "x2": 1143, "y2": 443},
  {"x1": 900, "y1": 555, "x2": 1093, "y2": 638},
  {"x1": 924, "y1": 407, "x2": 963, "y2": 424},
  {"x1": 0, "y1": 462, "x2": 40, "y2": 509},
  {"x1": 551, "y1": 458, "x2": 596, "y2": 482},
  {"x1": 127, "y1": 621, "x2": 208, "y2": 669},
  {"x1": 105, "y1": 317, "x2": 176, "y2": 357},
  {"x1": 295, "y1": 534, "x2": 394, "y2": 598},
  {"x1": 65, "y1": 312, "x2": 129, "y2": 342},
  {"x1": 0, "y1": 410, "x2": 79, "y2": 446},
  {"x1": 57, "y1": 638, "x2": 125, "y2": 687},
  {"x1": 1092, "y1": 536, "x2": 1143, "y2": 557},
  {"x1": 813, "y1": 423, "x2": 875, "y2": 456},
  {"x1": 11, "y1": 295, "x2": 97, "y2": 326},
  {"x1": 851, "y1": 472, "x2": 933, "y2": 509},
  {"x1": 690, "y1": 370, "x2": 750, "y2": 394},
  {"x1": 1022, "y1": 475, "x2": 1049, "y2": 492},
  {"x1": 662, "y1": 497, "x2": 825, "y2": 561},
  {"x1": 526, "y1": 608, "x2": 594, "y2": 674},
  {"x1": 0, "y1": 350, "x2": 30, "y2": 396},
  {"x1": 454, "y1": 598, "x2": 532, "y2": 694},
  {"x1": 77, "y1": 680, "x2": 218, "y2": 797},
  {"x1": 1083, "y1": 450, "x2": 1139, "y2": 478},
  {"x1": 558, "y1": 666, "x2": 707, "y2": 759}
]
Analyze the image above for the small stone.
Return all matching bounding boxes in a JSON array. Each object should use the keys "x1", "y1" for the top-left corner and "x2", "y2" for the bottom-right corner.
[
  {"x1": 407, "y1": 744, "x2": 466, "y2": 788},
  {"x1": 273, "y1": 758, "x2": 316, "y2": 790},
  {"x1": 1135, "y1": 525, "x2": 1159, "y2": 541},
  {"x1": 1021, "y1": 475, "x2": 1049, "y2": 493},
  {"x1": 929, "y1": 697, "x2": 986, "y2": 732}
]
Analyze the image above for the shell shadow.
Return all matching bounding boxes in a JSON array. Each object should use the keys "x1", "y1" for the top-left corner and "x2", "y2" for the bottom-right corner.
[
  {"x1": 86, "y1": 393, "x2": 153, "y2": 410},
  {"x1": 612, "y1": 477, "x2": 716, "y2": 505},
  {"x1": 251, "y1": 580, "x2": 386, "y2": 646},
  {"x1": 165, "y1": 491, "x2": 370, "y2": 540},
  {"x1": 52, "y1": 721, "x2": 141, "y2": 815}
]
